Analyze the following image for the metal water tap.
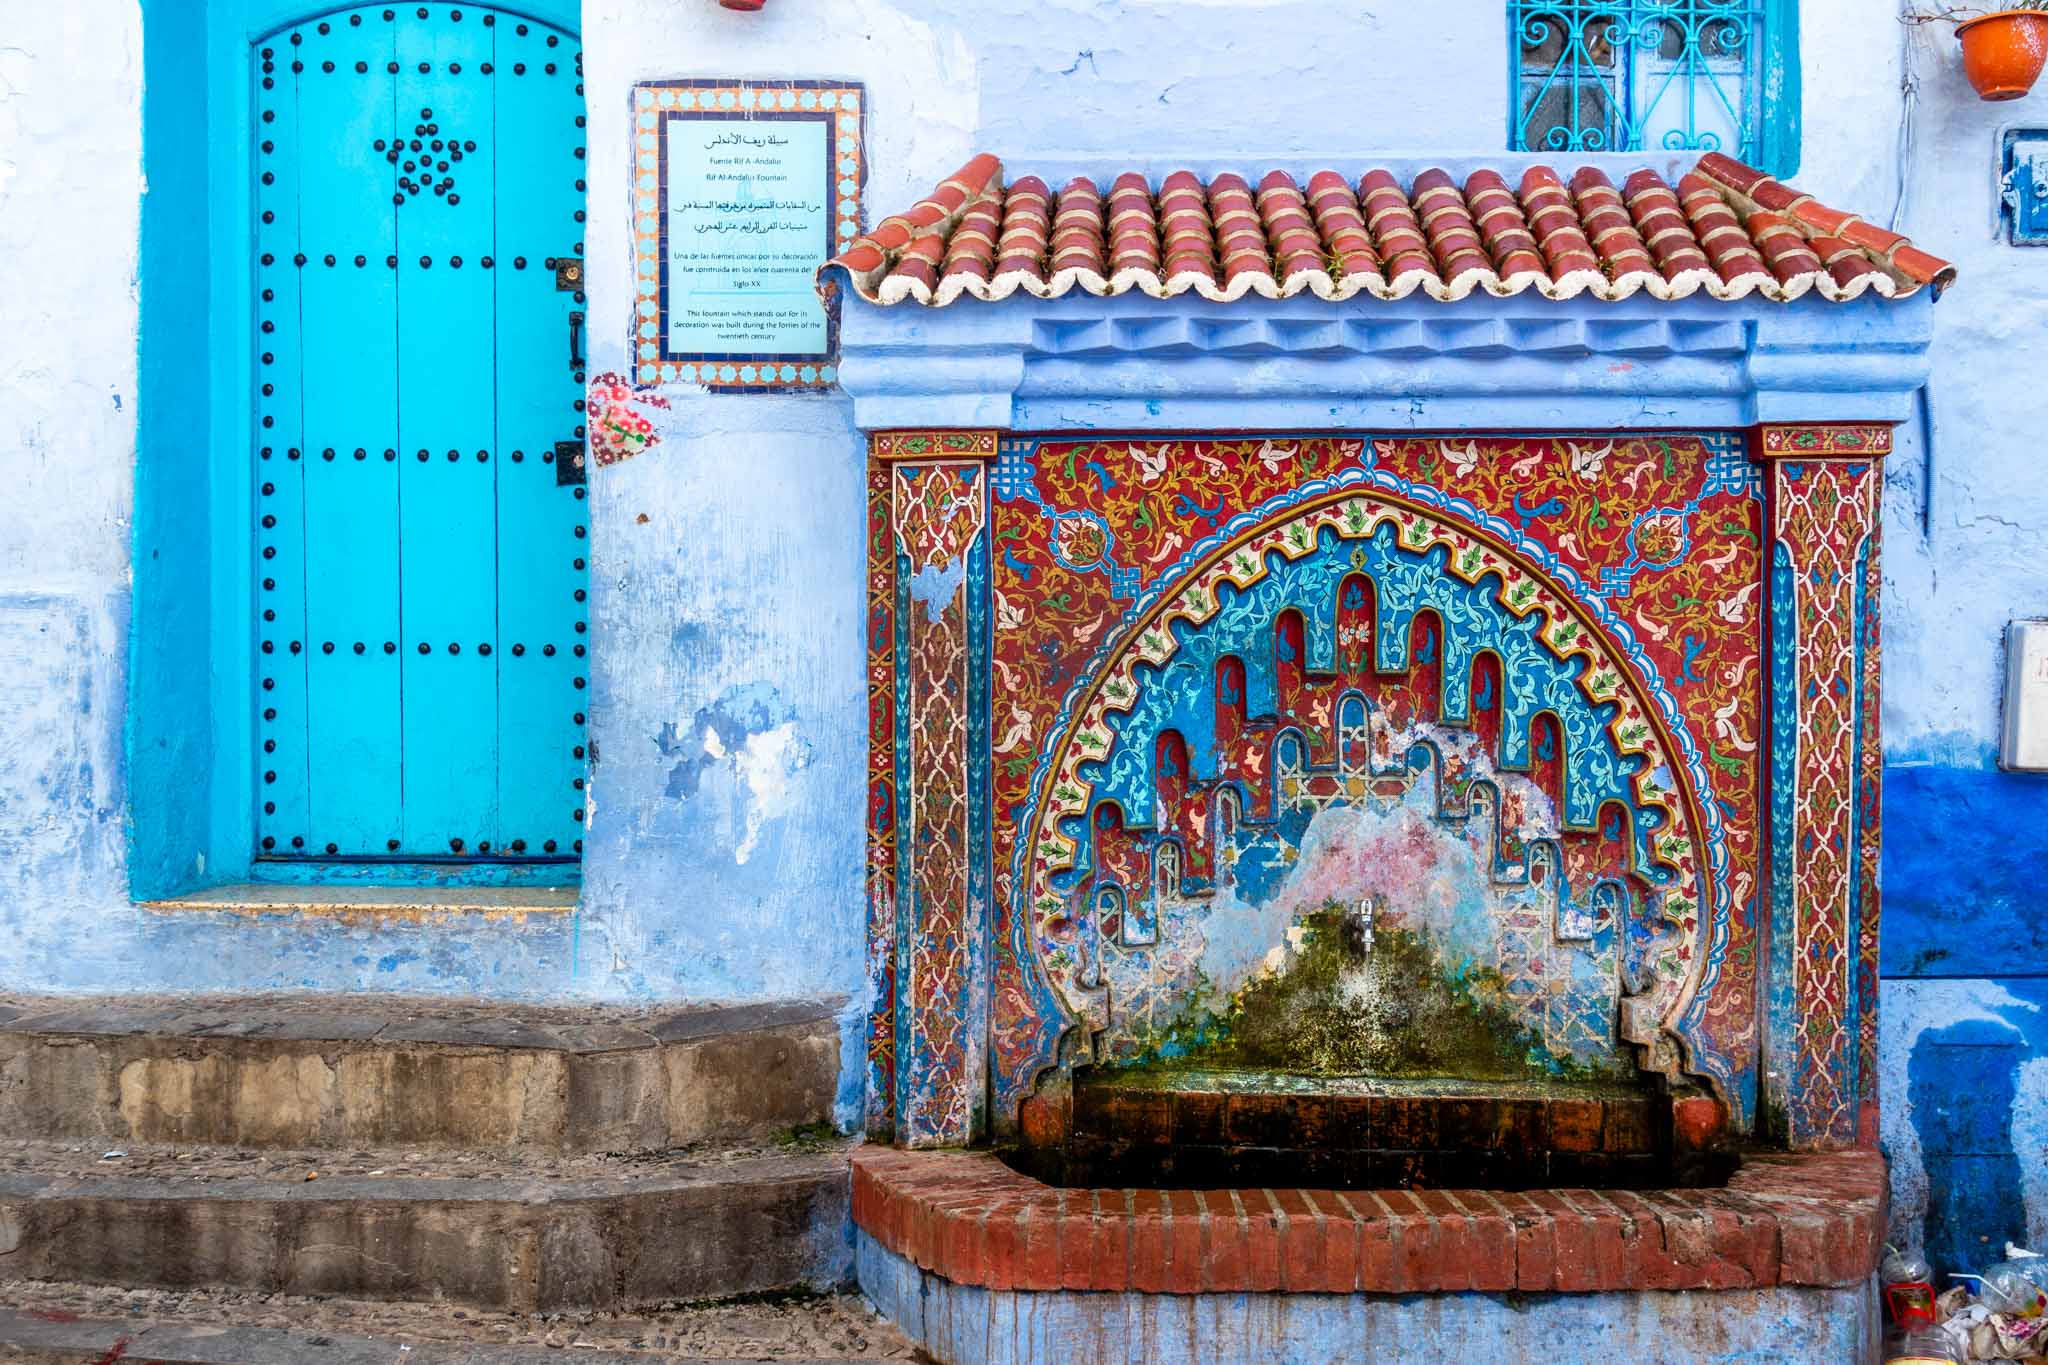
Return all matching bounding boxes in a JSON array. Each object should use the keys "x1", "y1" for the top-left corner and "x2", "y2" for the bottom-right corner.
[{"x1": 1341, "y1": 894, "x2": 1380, "y2": 962}]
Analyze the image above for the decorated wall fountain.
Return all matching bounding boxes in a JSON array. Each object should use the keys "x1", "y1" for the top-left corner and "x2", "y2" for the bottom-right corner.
[
  {"x1": 866, "y1": 420, "x2": 1887, "y2": 1189},
  {"x1": 837, "y1": 153, "x2": 1951, "y2": 1218}
]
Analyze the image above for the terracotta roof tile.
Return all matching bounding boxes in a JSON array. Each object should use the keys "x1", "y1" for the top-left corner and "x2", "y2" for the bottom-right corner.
[
  {"x1": 1109, "y1": 172, "x2": 1159, "y2": 278},
  {"x1": 996, "y1": 175, "x2": 1050, "y2": 280},
  {"x1": 823, "y1": 154, "x2": 1956, "y2": 307},
  {"x1": 1621, "y1": 169, "x2": 1715, "y2": 285},
  {"x1": 1051, "y1": 177, "x2": 1105, "y2": 278},
  {"x1": 1571, "y1": 168, "x2": 1659, "y2": 282},
  {"x1": 1464, "y1": 169, "x2": 1544, "y2": 283}
]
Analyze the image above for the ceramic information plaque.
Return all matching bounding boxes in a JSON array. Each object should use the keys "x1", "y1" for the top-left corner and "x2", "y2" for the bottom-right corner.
[{"x1": 632, "y1": 79, "x2": 865, "y2": 392}]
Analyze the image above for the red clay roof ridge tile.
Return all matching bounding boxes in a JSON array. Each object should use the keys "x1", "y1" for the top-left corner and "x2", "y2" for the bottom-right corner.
[
  {"x1": 1693, "y1": 151, "x2": 1958, "y2": 296},
  {"x1": 823, "y1": 154, "x2": 1956, "y2": 309}
]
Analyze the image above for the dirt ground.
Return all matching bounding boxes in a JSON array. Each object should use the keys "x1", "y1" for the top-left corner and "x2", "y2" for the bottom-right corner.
[{"x1": 0, "y1": 1279, "x2": 927, "y2": 1360}]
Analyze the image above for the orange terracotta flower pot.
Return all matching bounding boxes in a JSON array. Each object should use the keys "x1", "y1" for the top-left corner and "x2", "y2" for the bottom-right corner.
[
  {"x1": 1956, "y1": 10, "x2": 2048, "y2": 101},
  {"x1": 719, "y1": 0, "x2": 765, "y2": 9}
]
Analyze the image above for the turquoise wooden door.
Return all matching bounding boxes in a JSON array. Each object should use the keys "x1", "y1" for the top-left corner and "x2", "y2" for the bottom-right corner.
[{"x1": 255, "y1": 4, "x2": 588, "y2": 867}]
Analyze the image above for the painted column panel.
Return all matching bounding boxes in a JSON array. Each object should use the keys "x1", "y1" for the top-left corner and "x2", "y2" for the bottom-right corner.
[
  {"x1": 866, "y1": 457, "x2": 899, "y2": 1137},
  {"x1": 1856, "y1": 504, "x2": 1883, "y2": 1147},
  {"x1": 874, "y1": 432, "x2": 999, "y2": 1147},
  {"x1": 1760, "y1": 424, "x2": 1889, "y2": 1150}
]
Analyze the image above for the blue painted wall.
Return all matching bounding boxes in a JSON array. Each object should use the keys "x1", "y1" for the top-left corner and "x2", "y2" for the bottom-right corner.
[
  {"x1": 859, "y1": 1232, "x2": 1882, "y2": 1365},
  {"x1": 1882, "y1": 762, "x2": 2048, "y2": 984},
  {"x1": 1883, "y1": 757, "x2": 2048, "y2": 1270},
  {"x1": 579, "y1": 397, "x2": 867, "y2": 1005},
  {"x1": 1882, "y1": 754, "x2": 2048, "y2": 1272}
]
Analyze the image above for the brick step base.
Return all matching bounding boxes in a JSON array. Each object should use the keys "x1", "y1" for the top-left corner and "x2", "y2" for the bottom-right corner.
[
  {"x1": 0, "y1": 994, "x2": 840, "y2": 1155},
  {"x1": 854, "y1": 1145, "x2": 1887, "y2": 1295},
  {"x1": 0, "y1": 1137, "x2": 855, "y2": 1311}
]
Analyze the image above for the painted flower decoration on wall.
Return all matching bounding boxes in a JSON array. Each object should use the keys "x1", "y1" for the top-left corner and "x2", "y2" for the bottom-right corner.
[
  {"x1": 587, "y1": 372, "x2": 672, "y2": 467},
  {"x1": 1055, "y1": 515, "x2": 1109, "y2": 569}
]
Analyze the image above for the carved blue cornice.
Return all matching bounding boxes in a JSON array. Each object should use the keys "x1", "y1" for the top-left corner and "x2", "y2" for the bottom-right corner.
[{"x1": 838, "y1": 291, "x2": 1934, "y2": 434}]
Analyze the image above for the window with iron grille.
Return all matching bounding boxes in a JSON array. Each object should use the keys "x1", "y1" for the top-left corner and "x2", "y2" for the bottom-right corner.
[{"x1": 1509, "y1": 1, "x2": 1799, "y2": 175}]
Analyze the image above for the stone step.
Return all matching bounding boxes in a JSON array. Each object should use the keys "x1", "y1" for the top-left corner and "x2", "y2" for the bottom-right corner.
[
  {"x1": 0, "y1": 1137, "x2": 855, "y2": 1311},
  {"x1": 0, "y1": 994, "x2": 841, "y2": 1154}
]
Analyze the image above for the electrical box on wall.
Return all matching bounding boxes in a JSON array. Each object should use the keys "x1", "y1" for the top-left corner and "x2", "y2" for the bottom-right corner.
[
  {"x1": 2002, "y1": 621, "x2": 2048, "y2": 771},
  {"x1": 2001, "y1": 130, "x2": 2048, "y2": 245}
]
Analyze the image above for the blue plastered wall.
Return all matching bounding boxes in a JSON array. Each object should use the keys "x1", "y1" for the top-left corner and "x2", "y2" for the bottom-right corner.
[
  {"x1": 0, "y1": 0, "x2": 2041, "y2": 1213},
  {"x1": 1859, "y1": 25, "x2": 2048, "y2": 1266}
]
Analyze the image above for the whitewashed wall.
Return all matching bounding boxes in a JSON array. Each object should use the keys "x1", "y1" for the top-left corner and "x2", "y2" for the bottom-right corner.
[{"x1": 0, "y1": 3, "x2": 140, "y2": 981}]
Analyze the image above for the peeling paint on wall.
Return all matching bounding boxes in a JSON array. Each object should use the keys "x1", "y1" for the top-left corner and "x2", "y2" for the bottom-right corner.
[
  {"x1": 658, "y1": 683, "x2": 813, "y2": 865},
  {"x1": 1881, "y1": 748, "x2": 2048, "y2": 1268},
  {"x1": 907, "y1": 557, "x2": 967, "y2": 624}
]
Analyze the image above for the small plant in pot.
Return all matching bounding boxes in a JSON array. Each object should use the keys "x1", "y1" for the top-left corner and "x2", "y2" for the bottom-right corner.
[{"x1": 1956, "y1": 0, "x2": 2048, "y2": 101}]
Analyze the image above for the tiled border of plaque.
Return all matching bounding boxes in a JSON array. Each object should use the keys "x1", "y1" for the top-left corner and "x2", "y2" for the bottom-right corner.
[{"x1": 631, "y1": 79, "x2": 865, "y2": 392}]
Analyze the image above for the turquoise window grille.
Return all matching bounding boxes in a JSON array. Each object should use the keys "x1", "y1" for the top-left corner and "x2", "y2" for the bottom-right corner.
[{"x1": 1509, "y1": 1, "x2": 1800, "y2": 176}]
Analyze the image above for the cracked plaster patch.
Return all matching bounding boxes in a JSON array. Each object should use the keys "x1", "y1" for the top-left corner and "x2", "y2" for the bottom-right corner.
[{"x1": 657, "y1": 683, "x2": 813, "y2": 865}]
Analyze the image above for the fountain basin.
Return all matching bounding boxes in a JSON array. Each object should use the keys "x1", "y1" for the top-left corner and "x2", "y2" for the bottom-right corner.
[{"x1": 1019, "y1": 1068, "x2": 1726, "y2": 1193}]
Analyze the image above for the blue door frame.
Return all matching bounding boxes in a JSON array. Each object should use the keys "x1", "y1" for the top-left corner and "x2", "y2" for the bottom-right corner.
[{"x1": 130, "y1": 0, "x2": 586, "y2": 896}]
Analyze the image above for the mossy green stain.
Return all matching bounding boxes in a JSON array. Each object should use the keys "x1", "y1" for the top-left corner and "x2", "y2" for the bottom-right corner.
[{"x1": 1120, "y1": 906, "x2": 1613, "y2": 1084}]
